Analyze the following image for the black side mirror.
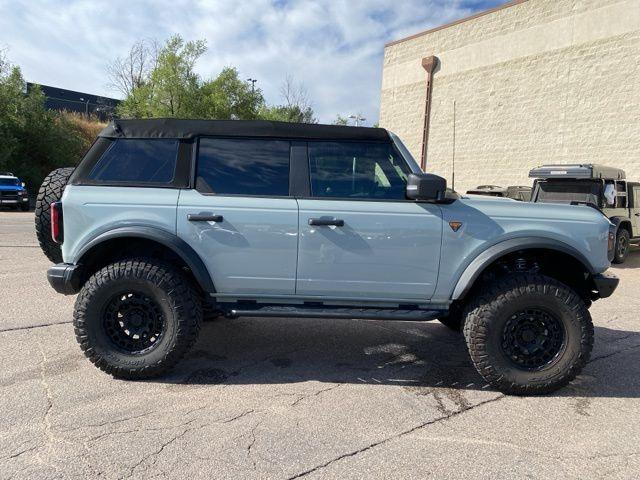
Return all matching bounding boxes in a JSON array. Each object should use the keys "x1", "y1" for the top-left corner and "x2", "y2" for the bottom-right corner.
[{"x1": 406, "y1": 173, "x2": 447, "y2": 201}]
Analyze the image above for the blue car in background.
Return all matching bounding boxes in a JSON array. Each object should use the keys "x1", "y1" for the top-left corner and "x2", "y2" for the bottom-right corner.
[{"x1": 0, "y1": 172, "x2": 30, "y2": 211}]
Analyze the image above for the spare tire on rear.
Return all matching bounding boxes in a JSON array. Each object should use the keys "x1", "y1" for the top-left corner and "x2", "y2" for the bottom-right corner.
[{"x1": 35, "y1": 167, "x2": 75, "y2": 263}]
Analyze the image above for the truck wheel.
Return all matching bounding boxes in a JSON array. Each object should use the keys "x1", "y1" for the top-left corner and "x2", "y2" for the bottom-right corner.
[
  {"x1": 35, "y1": 167, "x2": 75, "y2": 263},
  {"x1": 73, "y1": 259, "x2": 202, "y2": 379},
  {"x1": 463, "y1": 274, "x2": 593, "y2": 395},
  {"x1": 612, "y1": 228, "x2": 630, "y2": 264}
]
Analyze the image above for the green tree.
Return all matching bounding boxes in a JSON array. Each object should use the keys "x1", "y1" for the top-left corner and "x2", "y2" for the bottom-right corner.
[
  {"x1": 198, "y1": 67, "x2": 265, "y2": 120},
  {"x1": 258, "y1": 104, "x2": 316, "y2": 123},
  {"x1": 0, "y1": 51, "x2": 92, "y2": 192},
  {"x1": 257, "y1": 75, "x2": 317, "y2": 123},
  {"x1": 332, "y1": 114, "x2": 349, "y2": 125},
  {"x1": 114, "y1": 37, "x2": 318, "y2": 124},
  {"x1": 117, "y1": 35, "x2": 206, "y2": 118}
]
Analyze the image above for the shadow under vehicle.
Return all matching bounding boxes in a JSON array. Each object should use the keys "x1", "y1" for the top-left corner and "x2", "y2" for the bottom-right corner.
[
  {"x1": 530, "y1": 164, "x2": 640, "y2": 264},
  {"x1": 466, "y1": 185, "x2": 532, "y2": 201}
]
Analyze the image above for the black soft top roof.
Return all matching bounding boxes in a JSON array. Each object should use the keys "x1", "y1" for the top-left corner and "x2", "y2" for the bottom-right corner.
[{"x1": 98, "y1": 118, "x2": 390, "y2": 141}]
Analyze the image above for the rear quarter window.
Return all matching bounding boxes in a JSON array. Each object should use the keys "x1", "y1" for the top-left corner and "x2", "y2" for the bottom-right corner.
[{"x1": 87, "y1": 139, "x2": 179, "y2": 184}]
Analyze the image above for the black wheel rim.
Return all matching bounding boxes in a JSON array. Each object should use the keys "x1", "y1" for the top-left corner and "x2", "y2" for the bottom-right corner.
[
  {"x1": 501, "y1": 309, "x2": 565, "y2": 371},
  {"x1": 103, "y1": 291, "x2": 165, "y2": 354},
  {"x1": 618, "y1": 235, "x2": 628, "y2": 258}
]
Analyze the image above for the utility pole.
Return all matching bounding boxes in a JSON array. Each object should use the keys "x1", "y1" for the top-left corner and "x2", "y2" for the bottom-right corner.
[
  {"x1": 246, "y1": 78, "x2": 257, "y2": 93},
  {"x1": 348, "y1": 114, "x2": 366, "y2": 127}
]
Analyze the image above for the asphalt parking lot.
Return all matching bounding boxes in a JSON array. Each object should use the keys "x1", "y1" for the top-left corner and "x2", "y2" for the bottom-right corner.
[{"x1": 1, "y1": 211, "x2": 639, "y2": 479}]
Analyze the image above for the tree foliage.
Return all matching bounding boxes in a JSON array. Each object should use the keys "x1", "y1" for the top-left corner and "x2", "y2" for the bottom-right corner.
[
  {"x1": 0, "y1": 53, "x2": 95, "y2": 192},
  {"x1": 116, "y1": 36, "x2": 317, "y2": 123},
  {"x1": 198, "y1": 67, "x2": 264, "y2": 120}
]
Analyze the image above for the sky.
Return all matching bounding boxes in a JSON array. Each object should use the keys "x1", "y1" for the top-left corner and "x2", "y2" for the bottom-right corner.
[{"x1": 0, "y1": 0, "x2": 503, "y2": 124}]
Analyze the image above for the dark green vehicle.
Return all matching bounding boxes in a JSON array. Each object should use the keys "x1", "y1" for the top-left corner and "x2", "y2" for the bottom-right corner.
[{"x1": 530, "y1": 164, "x2": 640, "y2": 264}]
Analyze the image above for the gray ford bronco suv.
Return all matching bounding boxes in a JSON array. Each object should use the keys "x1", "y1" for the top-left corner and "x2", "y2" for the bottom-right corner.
[{"x1": 37, "y1": 119, "x2": 619, "y2": 395}]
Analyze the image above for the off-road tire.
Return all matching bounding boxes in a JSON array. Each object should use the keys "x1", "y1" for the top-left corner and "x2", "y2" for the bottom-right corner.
[
  {"x1": 463, "y1": 274, "x2": 593, "y2": 395},
  {"x1": 73, "y1": 258, "x2": 202, "y2": 379},
  {"x1": 35, "y1": 167, "x2": 75, "y2": 263},
  {"x1": 613, "y1": 228, "x2": 630, "y2": 264}
]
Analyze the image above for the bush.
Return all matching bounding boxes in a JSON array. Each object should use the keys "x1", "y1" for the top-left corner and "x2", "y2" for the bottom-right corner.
[{"x1": 0, "y1": 59, "x2": 105, "y2": 193}]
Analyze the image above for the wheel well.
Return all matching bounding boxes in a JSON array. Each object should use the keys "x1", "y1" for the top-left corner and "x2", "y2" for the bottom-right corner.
[
  {"x1": 77, "y1": 237, "x2": 206, "y2": 294},
  {"x1": 617, "y1": 221, "x2": 632, "y2": 235},
  {"x1": 455, "y1": 248, "x2": 595, "y2": 306}
]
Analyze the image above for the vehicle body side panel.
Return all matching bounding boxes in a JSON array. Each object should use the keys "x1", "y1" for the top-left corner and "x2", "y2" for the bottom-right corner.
[
  {"x1": 431, "y1": 197, "x2": 612, "y2": 302},
  {"x1": 177, "y1": 191, "x2": 298, "y2": 295},
  {"x1": 61, "y1": 185, "x2": 179, "y2": 263},
  {"x1": 296, "y1": 199, "x2": 443, "y2": 300}
]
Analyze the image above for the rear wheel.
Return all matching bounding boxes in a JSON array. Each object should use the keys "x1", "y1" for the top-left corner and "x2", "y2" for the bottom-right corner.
[
  {"x1": 73, "y1": 258, "x2": 202, "y2": 379},
  {"x1": 463, "y1": 274, "x2": 593, "y2": 395},
  {"x1": 35, "y1": 167, "x2": 75, "y2": 263},
  {"x1": 612, "y1": 228, "x2": 630, "y2": 264}
]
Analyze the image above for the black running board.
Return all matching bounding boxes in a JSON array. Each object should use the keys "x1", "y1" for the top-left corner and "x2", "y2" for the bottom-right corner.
[{"x1": 225, "y1": 306, "x2": 442, "y2": 321}]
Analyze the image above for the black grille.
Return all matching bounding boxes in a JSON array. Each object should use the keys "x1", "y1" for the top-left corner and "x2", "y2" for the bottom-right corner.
[{"x1": 0, "y1": 191, "x2": 19, "y2": 200}]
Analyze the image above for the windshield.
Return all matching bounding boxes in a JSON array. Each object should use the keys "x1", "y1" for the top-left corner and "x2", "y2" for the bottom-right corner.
[
  {"x1": 0, "y1": 178, "x2": 20, "y2": 186},
  {"x1": 534, "y1": 180, "x2": 601, "y2": 206}
]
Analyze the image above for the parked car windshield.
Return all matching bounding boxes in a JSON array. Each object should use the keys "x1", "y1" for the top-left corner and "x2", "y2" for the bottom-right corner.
[
  {"x1": 534, "y1": 180, "x2": 601, "y2": 206},
  {"x1": 0, "y1": 178, "x2": 20, "y2": 186}
]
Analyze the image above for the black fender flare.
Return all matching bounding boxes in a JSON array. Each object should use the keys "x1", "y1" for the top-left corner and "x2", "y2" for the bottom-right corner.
[
  {"x1": 74, "y1": 226, "x2": 215, "y2": 293},
  {"x1": 451, "y1": 237, "x2": 595, "y2": 300}
]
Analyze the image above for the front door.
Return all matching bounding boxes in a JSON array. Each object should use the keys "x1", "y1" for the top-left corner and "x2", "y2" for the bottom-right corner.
[
  {"x1": 178, "y1": 138, "x2": 298, "y2": 295},
  {"x1": 296, "y1": 141, "x2": 443, "y2": 301}
]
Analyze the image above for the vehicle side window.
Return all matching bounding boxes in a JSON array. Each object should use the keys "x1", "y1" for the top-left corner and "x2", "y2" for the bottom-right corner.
[
  {"x1": 88, "y1": 139, "x2": 178, "y2": 184},
  {"x1": 616, "y1": 181, "x2": 627, "y2": 208},
  {"x1": 196, "y1": 138, "x2": 290, "y2": 196},
  {"x1": 308, "y1": 142, "x2": 410, "y2": 199}
]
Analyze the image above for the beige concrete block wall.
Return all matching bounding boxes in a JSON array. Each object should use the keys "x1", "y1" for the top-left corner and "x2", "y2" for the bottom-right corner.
[{"x1": 380, "y1": 0, "x2": 640, "y2": 194}]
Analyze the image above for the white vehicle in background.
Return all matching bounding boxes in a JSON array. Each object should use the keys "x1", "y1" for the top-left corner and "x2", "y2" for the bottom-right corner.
[{"x1": 530, "y1": 164, "x2": 640, "y2": 264}]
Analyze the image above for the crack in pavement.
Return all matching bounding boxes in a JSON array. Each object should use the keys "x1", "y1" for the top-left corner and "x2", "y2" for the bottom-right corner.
[
  {"x1": 246, "y1": 421, "x2": 262, "y2": 471},
  {"x1": 35, "y1": 341, "x2": 56, "y2": 466},
  {"x1": 123, "y1": 426, "x2": 193, "y2": 479},
  {"x1": 589, "y1": 342, "x2": 640, "y2": 363},
  {"x1": 4, "y1": 444, "x2": 40, "y2": 461},
  {"x1": 286, "y1": 395, "x2": 504, "y2": 479},
  {"x1": 290, "y1": 384, "x2": 342, "y2": 407},
  {"x1": 59, "y1": 411, "x2": 157, "y2": 432},
  {"x1": 0, "y1": 321, "x2": 72, "y2": 333},
  {"x1": 221, "y1": 409, "x2": 255, "y2": 423}
]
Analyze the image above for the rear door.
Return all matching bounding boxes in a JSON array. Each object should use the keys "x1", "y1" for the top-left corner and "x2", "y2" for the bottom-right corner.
[
  {"x1": 177, "y1": 138, "x2": 298, "y2": 295},
  {"x1": 296, "y1": 140, "x2": 443, "y2": 301}
]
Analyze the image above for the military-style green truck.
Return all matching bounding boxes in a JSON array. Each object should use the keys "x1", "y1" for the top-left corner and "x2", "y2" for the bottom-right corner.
[{"x1": 530, "y1": 164, "x2": 640, "y2": 263}]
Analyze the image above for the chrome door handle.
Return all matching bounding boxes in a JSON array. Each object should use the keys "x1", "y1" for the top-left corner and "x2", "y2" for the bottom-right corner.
[
  {"x1": 308, "y1": 217, "x2": 344, "y2": 227},
  {"x1": 188, "y1": 213, "x2": 223, "y2": 222}
]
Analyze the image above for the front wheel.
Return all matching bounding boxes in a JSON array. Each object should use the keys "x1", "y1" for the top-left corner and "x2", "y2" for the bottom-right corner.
[
  {"x1": 463, "y1": 274, "x2": 593, "y2": 395},
  {"x1": 73, "y1": 259, "x2": 202, "y2": 379}
]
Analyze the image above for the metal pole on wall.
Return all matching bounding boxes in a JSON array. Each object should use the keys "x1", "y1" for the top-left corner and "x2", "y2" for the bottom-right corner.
[
  {"x1": 420, "y1": 56, "x2": 437, "y2": 172},
  {"x1": 452, "y1": 99, "x2": 456, "y2": 191}
]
